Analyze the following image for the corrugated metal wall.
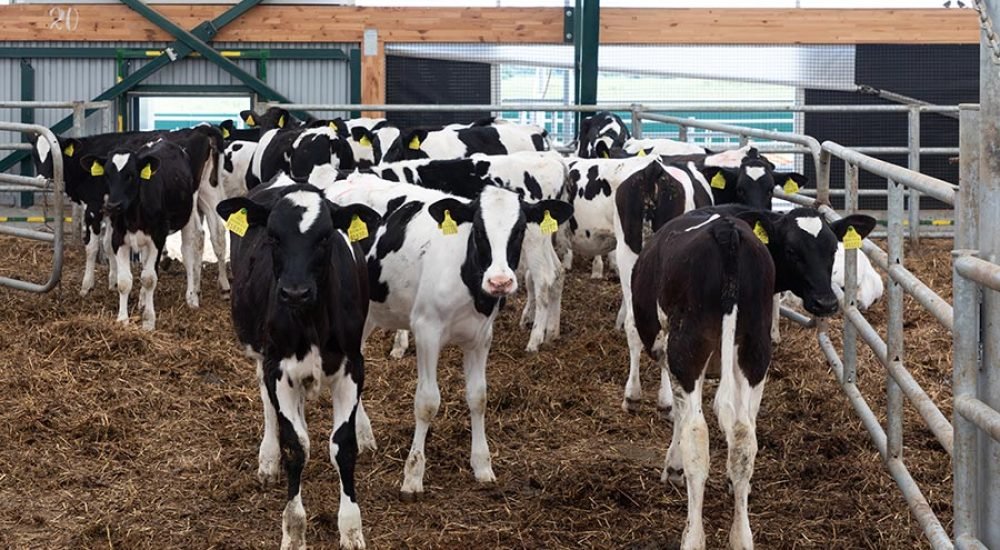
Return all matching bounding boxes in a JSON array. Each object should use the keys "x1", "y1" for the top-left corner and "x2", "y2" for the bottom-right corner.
[{"x1": 0, "y1": 40, "x2": 353, "y2": 172}]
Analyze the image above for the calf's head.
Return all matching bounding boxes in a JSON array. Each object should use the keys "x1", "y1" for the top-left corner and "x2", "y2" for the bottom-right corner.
[
  {"x1": 240, "y1": 107, "x2": 294, "y2": 131},
  {"x1": 217, "y1": 187, "x2": 380, "y2": 308},
  {"x1": 742, "y1": 207, "x2": 876, "y2": 316},
  {"x1": 577, "y1": 111, "x2": 631, "y2": 158},
  {"x1": 33, "y1": 136, "x2": 82, "y2": 181},
  {"x1": 289, "y1": 127, "x2": 354, "y2": 180},
  {"x1": 82, "y1": 149, "x2": 161, "y2": 216},
  {"x1": 703, "y1": 148, "x2": 808, "y2": 210},
  {"x1": 426, "y1": 186, "x2": 573, "y2": 298}
]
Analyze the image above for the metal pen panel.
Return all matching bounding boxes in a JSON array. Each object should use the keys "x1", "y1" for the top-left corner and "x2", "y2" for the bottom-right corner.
[
  {"x1": 886, "y1": 176, "x2": 905, "y2": 463},
  {"x1": 843, "y1": 161, "x2": 859, "y2": 385}
]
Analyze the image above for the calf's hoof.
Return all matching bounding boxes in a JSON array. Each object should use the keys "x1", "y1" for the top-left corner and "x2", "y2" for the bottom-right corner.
[
  {"x1": 621, "y1": 397, "x2": 641, "y2": 414},
  {"x1": 388, "y1": 347, "x2": 407, "y2": 360},
  {"x1": 398, "y1": 490, "x2": 422, "y2": 503},
  {"x1": 657, "y1": 405, "x2": 673, "y2": 423},
  {"x1": 663, "y1": 466, "x2": 685, "y2": 487}
]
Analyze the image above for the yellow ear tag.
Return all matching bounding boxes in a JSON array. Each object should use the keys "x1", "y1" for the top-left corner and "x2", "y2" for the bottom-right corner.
[
  {"x1": 329, "y1": 121, "x2": 337, "y2": 130},
  {"x1": 140, "y1": 163, "x2": 153, "y2": 180},
  {"x1": 711, "y1": 171, "x2": 727, "y2": 189},
  {"x1": 347, "y1": 214, "x2": 369, "y2": 242},
  {"x1": 440, "y1": 209, "x2": 458, "y2": 236},
  {"x1": 637, "y1": 149, "x2": 647, "y2": 157},
  {"x1": 783, "y1": 177, "x2": 800, "y2": 194},
  {"x1": 245, "y1": 114, "x2": 255, "y2": 127},
  {"x1": 408, "y1": 136, "x2": 422, "y2": 150},
  {"x1": 753, "y1": 221, "x2": 769, "y2": 244},
  {"x1": 222, "y1": 127, "x2": 230, "y2": 139},
  {"x1": 90, "y1": 160, "x2": 104, "y2": 177},
  {"x1": 225, "y1": 208, "x2": 249, "y2": 237},
  {"x1": 358, "y1": 135, "x2": 372, "y2": 147},
  {"x1": 540, "y1": 210, "x2": 558, "y2": 235},
  {"x1": 278, "y1": 115, "x2": 285, "y2": 128},
  {"x1": 843, "y1": 226, "x2": 862, "y2": 250},
  {"x1": 64, "y1": 143, "x2": 75, "y2": 157}
]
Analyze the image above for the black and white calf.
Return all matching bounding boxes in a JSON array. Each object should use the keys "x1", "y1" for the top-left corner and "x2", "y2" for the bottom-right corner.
[
  {"x1": 219, "y1": 140, "x2": 258, "y2": 199},
  {"x1": 83, "y1": 139, "x2": 202, "y2": 330},
  {"x1": 376, "y1": 151, "x2": 571, "y2": 352},
  {"x1": 629, "y1": 207, "x2": 876, "y2": 550},
  {"x1": 622, "y1": 137, "x2": 708, "y2": 157},
  {"x1": 343, "y1": 117, "x2": 400, "y2": 167},
  {"x1": 217, "y1": 181, "x2": 380, "y2": 550},
  {"x1": 575, "y1": 111, "x2": 631, "y2": 158},
  {"x1": 247, "y1": 123, "x2": 353, "y2": 190},
  {"x1": 239, "y1": 106, "x2": 299, "y2": 131},
  {"x1": 380, "y1": 120, "x2": 550, "y2": 163},
  {"x1": 219, "y1": 119, "x2": 260, "y2": 142},
  {"x1": 701, "y1": 148, "x2": 808, "y2": 211},
  {"x1": 320, "y1": 173, "x2": 572, "y2": 498}
]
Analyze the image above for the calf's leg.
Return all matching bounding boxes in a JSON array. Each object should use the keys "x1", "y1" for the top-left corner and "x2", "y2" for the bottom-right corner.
[
  {"x1": 103, "y1": 221, "x2": 117, "y2": 291},
  {"x1": 400, "y1": 325, "x2": 442, "y2": 499},
  {"x1": 114, "y1": 244, "x2": 133, "y2": 324},
  {"x1": 139, "y1": 241, "x2": 159, "y2": 331},
  {"x1": 268, "y1": 358, "x2": 310, "y2": 550},
  {"x1": 80, "y1": 226, "x2": 100, "y2": 296},
  {"x1": 462, "y1": 338, "x2": 496, "y2": 483},
  {"x1": 180, "y1": 202, "x2": 202, "y2": 309},
  {"x1": 256, "y1": 359, "x2": 281, "y2": 486},
  {"x1": 329, "y1": 359, "x2": 366, "y2": 549},
  {"x1": 590, "y1": 255, "x2": 604, "y2": 279},
  {"x1": 389, "y1": 330, "x2": 409, "y2": 360},
  {"x1": 616, "y1": 241, "x2": 643, "y2": 412},
  {"x1": 679, "y1": 377, "x2": 709, "y2": 550}
]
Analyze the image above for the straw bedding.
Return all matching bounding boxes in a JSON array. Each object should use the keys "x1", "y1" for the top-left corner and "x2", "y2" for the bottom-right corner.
[{"x1": 0, "y1": 235, "x2": 954, "y2": 548}]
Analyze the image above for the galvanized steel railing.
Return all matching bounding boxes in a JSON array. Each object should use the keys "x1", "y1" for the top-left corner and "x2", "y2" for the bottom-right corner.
[{"x1": 0, "y1": 122, "x2": 64, "y2": 293}]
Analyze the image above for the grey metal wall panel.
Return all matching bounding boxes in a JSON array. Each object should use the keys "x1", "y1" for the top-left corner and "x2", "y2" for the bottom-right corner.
[{"x1": 1, "y1": 41, "x2": 353, "y2": 173}]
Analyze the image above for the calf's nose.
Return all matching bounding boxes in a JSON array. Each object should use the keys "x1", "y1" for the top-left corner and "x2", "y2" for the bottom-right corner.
[
  {"x1": 279, "y1": 285, "x2": 312, "y2": 305},
  {"x1": 487, "y1": 276, "x2": 515, "y2": 295}
]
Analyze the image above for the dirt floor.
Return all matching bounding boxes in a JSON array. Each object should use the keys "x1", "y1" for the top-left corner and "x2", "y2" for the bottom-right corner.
[{"x1": 0, "y1": 234, "x2": 955, "y2": 549}]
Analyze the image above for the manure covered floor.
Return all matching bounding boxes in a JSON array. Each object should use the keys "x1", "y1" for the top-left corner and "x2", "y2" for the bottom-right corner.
[{"x1": 0, "y1": 235, "x2": 954, "y2": 548}]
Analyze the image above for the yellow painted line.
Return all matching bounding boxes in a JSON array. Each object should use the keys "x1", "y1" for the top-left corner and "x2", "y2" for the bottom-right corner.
[
  {"x1": 26, "y1": 216, "x2": 45, "y2": 223},
  {"x1": 145, "y1": 50, "x2": 162, "y2": 57},
  {"x1": 221, "y1": 51, "x2": 241, "y2": 57},
  {"x1": 0, "y1": 217, "x2": 7, "y2": 222},
  {"x1": 932, "y1": 219, "x2": 953, "y2": 226}
]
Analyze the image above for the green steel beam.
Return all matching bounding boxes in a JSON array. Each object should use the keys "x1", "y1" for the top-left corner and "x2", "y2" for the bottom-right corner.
[
  {"x1": 0, "y1": 0, "x2": 264, "y2": 172},
  {"x1": 20, "y1": 60, "x2": 35, "y2": 207},
  {"x1": 118, "y1": 0, "x2": 290, "y2": 103},
  {"x1": 0, "y1": 47, "x2": 348, "y2": 61},
  {"x1": 575, "y1": 0, "x2": 599, "y2": 116}
]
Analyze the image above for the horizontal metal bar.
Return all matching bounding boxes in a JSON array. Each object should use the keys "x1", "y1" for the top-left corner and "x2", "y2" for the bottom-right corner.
[
  {"x1": 955, "y1": 255, "x2": 1000, "y2": 293},
  {"x1": 835, "y1": 286, "x2": 955, "y2": 455},
  {"x1": 0, "y1": 224, "x2": 54, "y2": 242},
  {"x1": 779, "y1": 306, "x2": 815, "y2": 327},
  {"x1": 710, "y1": 145, "x2": 958, "y2": 156},
  {"x1": 818, "y1": 331, "x2": 952, "y2": 549},
  {"x1": 823, "y1": 141, "x2": 957, "y2": 205},
  {"x1": 955, "y1": 395, "x2": 1000, "y2": 443},
  {"x1": 886, "y1": 457, "x2": 955, "y2": 549},
  {"x1": 886, "y1": 262, "x2": 954, "y2": 331},
  {"x1": 0, "y1": 101, "x2": 111, "y2": 110},
  {"x1": 0, "y1": 186, "x2": 54, "y2": 193},
  {"x1": 956, "y1": 534, "x2": 990, "y2": 550},
  {"x1": 819, "y1": 330, "x2": 887, "y2": 448},
  {"x1": 0, "y1": 174, "x2": 49, "y2": 189},
  {"x1": 0, "y1": 143, "x2": 32, "y2": 151},
  {"x1": 267, "y1": 102, "x2": 962, "y2": 114}
]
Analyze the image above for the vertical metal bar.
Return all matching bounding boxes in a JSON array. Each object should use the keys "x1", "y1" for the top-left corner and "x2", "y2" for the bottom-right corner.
[
  {"x1": 574, "y1": 0, "x2": 599, "y2": 125},
  {"x1": 678, "y1": 124, "x2": 688, "y2": 142},
  {"x1": 739, "y1": 134, "x2": 749, "y2": 147},
  {"x1": 886, "y1": 176, "x2": 905, "y2": 463},
  {"x1": 631, "y1": 103, "x2": 643, "y2": 139},
  {"x1": 908, "y1": 106, "x2": 922, "y2": 247},
  {"x1": 817, "y1": 149, "x2": 832, "y2": 205},
  {"x1": 71, "y1": 102, "x2": 85, "y2": 243},
  {"x1": 19, "y1": 60, "x2": 35, "y2": 209},
  {"x1": 978, "y1": 3, "x2": 1000, "y2": 542},
  {"x1": 843, "y1": 162, "x2": 860, "y2": 385},
  {"x1": 958, "y1": 105, "x2": 981, "y2": 251}
]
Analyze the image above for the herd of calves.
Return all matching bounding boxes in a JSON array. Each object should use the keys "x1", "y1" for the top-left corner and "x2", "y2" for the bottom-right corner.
[{"x1": 31, "y1": 108, "x2": 885, "y2": 549}]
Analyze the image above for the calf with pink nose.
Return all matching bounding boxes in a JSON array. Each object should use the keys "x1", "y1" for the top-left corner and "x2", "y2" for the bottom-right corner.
[{"x1": 321, "y1": 173, "x2": 572, "y2": 499}]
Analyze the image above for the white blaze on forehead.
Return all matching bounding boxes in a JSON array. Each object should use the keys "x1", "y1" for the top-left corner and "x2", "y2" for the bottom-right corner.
[
  {"x1": 795, "y1": 216, "x2": 823, "y2": 237},
  {"x1": 685, "y1": 214, "x2": 720, "y2": 232},
  {"x1": 479, "y1": 186, "x2": 522, "y2": 273},
  {"x1": 744, "y1": 166, "x2": 766, "y2": 181},
  {"x1": 284, "y1": 190, "x2": 324, "y2": 233},
  {"x1": 598, "y1": 120, "x2": 619, "y2": 136},
  {"x1": 36, "y1": 136, "x2": 51, "y2": 163},
  {"x1": 111, "y1": 153, "x2": 130, "y2": 172}
]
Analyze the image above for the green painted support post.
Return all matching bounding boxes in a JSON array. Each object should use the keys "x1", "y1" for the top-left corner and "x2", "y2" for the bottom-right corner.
[
  {"x1": 350, "y1": 48, "x2": 361, "y2": 119},
  {"x1": 20, "y1": 59, "x2": 35, "y2": 208},
  {"x1": 573, "y1": 0, "x2": 600, "y2": 128}
]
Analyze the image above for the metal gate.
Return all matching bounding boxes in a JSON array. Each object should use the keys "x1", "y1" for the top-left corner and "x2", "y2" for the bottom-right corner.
[{"x1": 0, "y1": 122, "x2": 64, "y2": 292}]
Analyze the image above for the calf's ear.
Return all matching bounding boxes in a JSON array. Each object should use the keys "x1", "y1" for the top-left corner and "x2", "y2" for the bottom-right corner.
[
  {"x1": 701, "y1": 166, "x2": 737, "y2": 190},
  {"x1": 217, "y1": 197, "x2": 269, "y2": 227},
  {"x1": 427, "y1": 198, "x2": 475, "y2": 226},
  {"x1": 135, "y1": 155, "x2": 161, "y2": 180},
  {"x1": 79, "y1": 154, "x2": 107, "y2": 176},
  {"x1": 524, "y1": 200, "x2": 574, "y2": 225},
  {"x1": 239, "y1": 110, "x2": 257, "y2": 127},
  {"x1": 774, "y1": 171, "x2": 809, "y2": 192},
  {"x1": 830, "y1": 214, "x2": 877, "y2": 240},
  {"x1": 732, "y1": 211, "x2": 778, "y2": 245},
  {"x1": 330, "y1": 203, "x2": 382, "y2": 236}
]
